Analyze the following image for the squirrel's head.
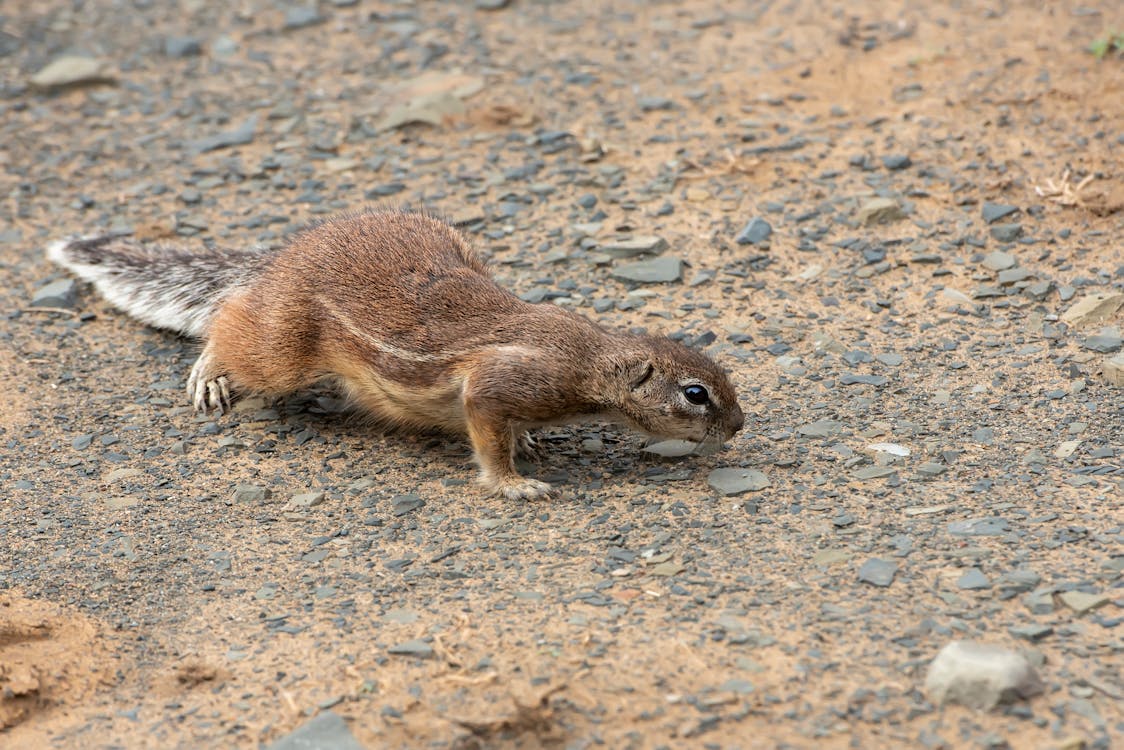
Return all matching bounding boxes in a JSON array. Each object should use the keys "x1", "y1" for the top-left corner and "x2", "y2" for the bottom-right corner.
[{"x1": 611, "y1": 337, "x2": 744, "y2": 447}]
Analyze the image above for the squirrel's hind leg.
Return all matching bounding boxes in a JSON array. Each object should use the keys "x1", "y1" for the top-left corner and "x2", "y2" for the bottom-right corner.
[{"x1": 187, "y1": 346, "x2": 235, "y2": 414}]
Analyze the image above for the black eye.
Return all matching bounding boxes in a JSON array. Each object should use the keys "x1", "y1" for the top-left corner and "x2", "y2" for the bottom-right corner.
[{"x1": 683, "y1": 385, "x2": 709, "y2": 405}]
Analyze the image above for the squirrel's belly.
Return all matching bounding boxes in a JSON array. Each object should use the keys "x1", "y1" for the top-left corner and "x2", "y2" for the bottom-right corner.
[{"x1": 335, "y1": 365, "x2": 467, "y2": 434}]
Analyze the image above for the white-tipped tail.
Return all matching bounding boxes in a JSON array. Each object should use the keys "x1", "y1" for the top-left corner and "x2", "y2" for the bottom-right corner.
[{"x1": 47, "y1": 234, "x2": 271, "y2": 337}]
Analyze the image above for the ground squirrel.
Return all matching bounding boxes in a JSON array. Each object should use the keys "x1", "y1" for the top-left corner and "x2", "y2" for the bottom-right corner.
[{"x1": 48, "y1": 210, "x2": 744, "y2": 499}]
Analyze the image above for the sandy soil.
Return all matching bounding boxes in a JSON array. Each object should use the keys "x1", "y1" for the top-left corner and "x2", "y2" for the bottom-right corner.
[{"x1": 1, "y1": 1, "x2": 1121, "y2": 748}]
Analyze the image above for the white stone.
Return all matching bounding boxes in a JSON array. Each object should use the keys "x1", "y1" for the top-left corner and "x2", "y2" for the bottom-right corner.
[{"x1": 925, "y1": 640, "x2": 1043, "y2": 710}]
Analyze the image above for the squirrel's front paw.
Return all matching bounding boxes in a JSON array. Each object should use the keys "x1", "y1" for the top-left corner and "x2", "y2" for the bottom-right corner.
[
  {"x1": 482, "y1": 474, "x2": 555, "y2": 501},
  {"x1": 187, "y1": 352, "x2": 233, "y2": 414}
]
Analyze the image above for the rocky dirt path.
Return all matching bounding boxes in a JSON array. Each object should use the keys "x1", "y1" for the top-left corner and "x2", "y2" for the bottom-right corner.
[{"x1": 1, "y1": 1, "x2": 1121, "y2": 748}]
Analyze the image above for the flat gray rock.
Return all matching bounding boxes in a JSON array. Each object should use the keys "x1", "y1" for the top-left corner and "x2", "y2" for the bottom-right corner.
[
  {"x1": 30, "y1": 56, "x2": 114, "y2": 88},
  {"x1": 388, "y1": 638, "x2": 434, "y2": 658},
  {"x1": 857, "y1": 197, "x2": 905, "y2": 225},
  {"x1": 707, "y1": 468, "x2": 770, "y2": 495},
  {"x1": 981, "y1": 251, "x2": 1016, "y2": 271},
  {"x1": 1083, "y1": 332, "x2": 1122, "y2": 353},
  {"x1": 858, "y1": 558, "x2": 898, "y2": 587},
  {"x1": 612, "y1": 256, "x2": 683, "y2": 283},
  {"x1": 957, "y1": 567, "x2": 991, "y2": 590},
  {"x1": 191, "y1": 115, "x2": 258, "y2": 153},
  {"x1": 796, "y1": 419, "x2": 842, "y2": 438},
  {"x1": 599, "y1": 235, "x2": 668, "y2": 258},
  {"x1": 31, "y1": 278, "x2": 77, "y2": 308},
  {"x1": 925, "y1": 640, "x2": 1043, "y2": 710},
  {"x1": 947, "y1": 517, "x2": 1009, "y2": 536},
  {"x1": 981, "y1": 202, "x2": 1019, "y2": 224},
  {"x1": 266, "y1": 711, "x2": 366, "y2": 750},
  {"x1": 735, "y1": 217, "x2": 772, "y2": 245}
]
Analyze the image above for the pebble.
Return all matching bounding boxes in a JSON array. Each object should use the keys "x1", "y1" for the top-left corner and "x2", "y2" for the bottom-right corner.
[
  {"x1": 30, "y1": 56, "x2": 114, "y2": 89},
  {"x1": 289, "y1": 491, "x2": 325, "y2": 508},
  {"x1": 265, "y1": 711, "x2": 365, "y2": 750},
  {"x1": 1060, "y1": 292, "x2": 1124, "y2": 326},
  {"x1": 611, "y1": 257, "x2": 683, "y2": 283},
  {"x1": 882, "y1": 154, "x2": 911, "y2": 170},
  {"x1": 164, "y1": 36, "x2": 202, "y2": 58},
  {"x1": 31, "y1": 278, "x2": 77, "y2": 308},
  {"x1": 858, "y1": 558, "x2": 897, "y2": 587},
  {"x1": 981, "y1": 202, "x2": 1019, "y2": 224},
  {"x1": 797, "y1": 420, "x2": 842, "y2": 438},
  {"x1": 1104, "y1": 352, "x2": 1124, "y2": 386},
  {"x1": 391, "y1": 494, "x2": 425, "y2": 516},
  {"x1": 839, "y1": 374, "x2": 889, "y2": 386},
  {"x1": 707, "y1": 468, "x2": 770, "y2": 495},
  {"x1": 990, "y1": 223, "x2": 1022, "y2": 242},
  {"x1": 388, "y1": 639, "x2": 434, "y2": 658},
  {"x1": 638, "y1": 96, "x2": 675, "y2": 111},
  {"x1": 735, "y1": 218, "x2": 772, "y2": 245},
  {"x1": 1058, "y1": 591, "x2": 1110, "y2": 615},
  {"x1": 190, "y1": 115, "x2": 258, "y2": 153},
  {"x1": 284, "y1": 6, "x2": 324, "y2": 29},
  {"x1": 981, "y1": 251, "x2": 1016, "y2": 271},
  {"x1": 598, "y1": 236, "x2": 668, "y2": 259},
  {"x1": 924, "y1": 640, "x2": 1043, "y2": 710},
  {"x1": 475, "y1": 0, "x2": 511, "y2": 7},
  {"x1": 947, "y1": 518, "x2": 1008, "y2": 536},
  {"x1": 857, "y1": 197, "x2": 905, "y2": 225},
  {"x1": 957, "y1": 568, "x2": 991, "y2": 590},
  {"x1": 643, "y1": 439, "x2": 700, "y2": 458},
  {"x1": 231, "y1": 484, "x2": 270, "y2": 504},
  {"x1": 1083, "y1": 331, "x2": 1122, "y2": 353},
  {"x1": 1009, "y1": 624, "x2": 1053, "y2": 642}
]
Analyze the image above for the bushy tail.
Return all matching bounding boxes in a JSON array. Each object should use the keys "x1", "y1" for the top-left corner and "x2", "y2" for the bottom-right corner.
[{"x1": 47, "y1": 234, "x2": 272, "y2": 337}]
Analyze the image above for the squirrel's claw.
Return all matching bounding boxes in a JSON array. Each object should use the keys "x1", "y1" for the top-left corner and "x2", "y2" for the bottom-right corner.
[{"x1": 187, "y1": 351, "x2": 232, "y2": 414}]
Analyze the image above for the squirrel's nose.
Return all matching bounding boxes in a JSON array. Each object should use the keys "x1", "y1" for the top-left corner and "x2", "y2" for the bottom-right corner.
[{"x1": 727, "y1": 407, "x2": 745, "y2": 436}]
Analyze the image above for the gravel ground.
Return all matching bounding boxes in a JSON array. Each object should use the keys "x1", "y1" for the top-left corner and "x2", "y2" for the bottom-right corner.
[{"x1": 1, "y1": 1, "x2": 1122, "y2": 748}]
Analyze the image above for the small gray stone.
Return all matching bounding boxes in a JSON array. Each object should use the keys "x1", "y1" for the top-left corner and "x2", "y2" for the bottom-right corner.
[
  {"x1": 990, "y1": 223, "x2": 1022, "y2": 242},
  {"x1": 858, "y1": 558, "x2": 898, "y2": 587},
  {"x1": 981, "y1": 251, "x2": 1016, "y2": 271},
  {"x1": 284, "y1": 6, "x2": 324, "y2": 29},
  {"x1": 30, "y1": 56, "x2": 114, "y2": 89},
  {"x1": 1009, "y1": 624, "x2": 1053, "y2": 642},
  {"x1": 981, "y1": 202, "x2": 1019, "y2": 224},
  {"x1": 719, "y1": 679, "x2": 755, "y2": 694},
  {"x1": 475, "y1": 0, "x2": 511, "y2": 8},
  {"x1": 231, "y1": 484, "x2": 271, "y2": 504},
  {"x1": 391, "y1": 494, "x2": 425, "y2": 516},
  {"x1": 957, "y1": 568, "x2": 991, "y2": 590},
  {"x1": 388, "y1": 639, "x2": 434, "y2": 658},
  {"x1": 1058, "y1": 590, "x2": 1110, "y2": 615},
  {"x1": 796, "y1": 419, "x2": 842, "y2": 437},
  {"x1": 31, "y1": 278, "x2": 77, "y2": 308},
  {"x1": 1105, "y1": 352, "x2": 1124, "y2": 386},
  {"x1": 1083, "y1": 332, "x2": 1122, "y2": 353},
  {"x1": 925, "y1": 640, "x2": 1043, "y2": 710},
  {"x1": 598, "y1": 236, "x2": 668, "y2": 258},
  {"x1": 875, "y1": 352, "x2": 903, "y2": 366},
  {"x1": 638, "y1": 95, "x2": 675, "y2": 111},
  {"x1": 853, "y1": 466, "x2": 897, "y2": 480},
  {"x1": 857, "y1": 197, "x2": 905, "y2": 225},
  {"x1": 190, "y1": 115, "x2": 258, "y2": 153},
  {"x1": 997, "y1": 268, "x2": 1032, "y2": 285},
  {"x1": 947, "y1": 518, "x2": 1009, "y2": 536},
  {"x1": 882, "y1": 154, "x2": 911, "y2": 170},
  {"x1": 164, "y1": 36, "x2": 202, "y2": 58},
  {"x1": 612, "y1": 257, "x2": 683, "y2": 283},
  {"x1": 266, "y1": 711, "x2": 365, "y2": 750},
  {"x1": 735, "y1": 218, "x2": 772, "y2": 245},
  {"x1": 707, "y1": 468, "x2": 770, "y2": 495},
  {"x1": 290, "y1": 491, "x2": 325, "y2": 508},
  {"x1": 839, "y1": 374, "x2": 889, "y2": 386}
]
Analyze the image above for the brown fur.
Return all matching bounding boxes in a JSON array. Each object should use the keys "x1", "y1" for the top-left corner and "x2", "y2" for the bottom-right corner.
[{"x1": 73, "y1": 210, "x2": 746, "y2": 499}]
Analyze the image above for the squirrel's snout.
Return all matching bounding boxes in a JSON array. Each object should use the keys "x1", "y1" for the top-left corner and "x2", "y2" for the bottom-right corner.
[{"x1": 726, "y1": 407, "x2": 745, "y2": 437}]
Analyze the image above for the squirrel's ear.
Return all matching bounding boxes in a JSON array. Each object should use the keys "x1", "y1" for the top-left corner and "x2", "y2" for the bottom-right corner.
[{"x1": 627, "y1": 360, "x2": 654, "y2": 391}]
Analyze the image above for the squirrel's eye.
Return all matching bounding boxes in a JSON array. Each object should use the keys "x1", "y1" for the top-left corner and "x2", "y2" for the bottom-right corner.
[{"x1": 683, "y1": 385, "x2": 709, "y2": 405}]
